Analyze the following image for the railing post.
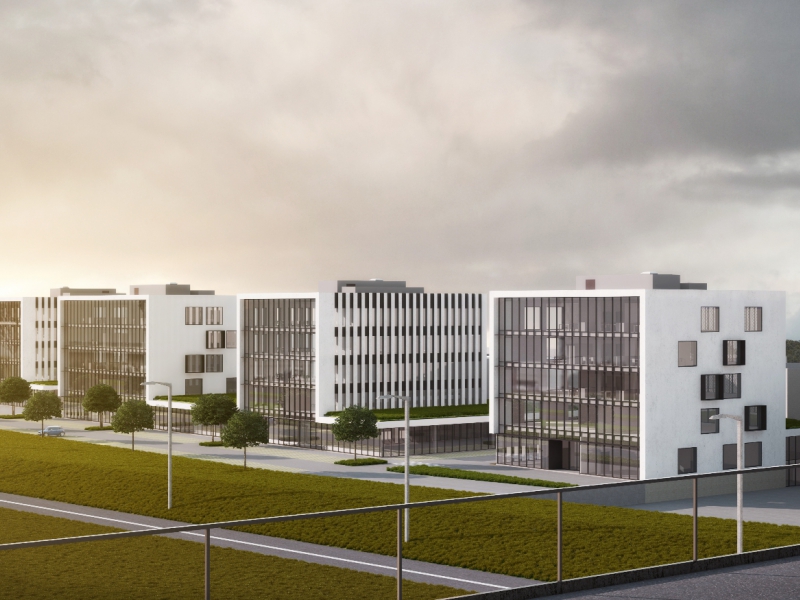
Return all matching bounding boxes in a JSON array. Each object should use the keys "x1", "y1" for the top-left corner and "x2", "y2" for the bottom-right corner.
[
  {"x1": 397, "y1": 509, "x2": 403, "y2": 600},
  {"x1": 692, "y1": 477, "x2": 698, "y2": 562},
  {"x1": 205, "y1": 527, "x2": 211, "y2": 600},
  {"x1": 557, "y1": 490, "x2": 562, "y2": 585}
]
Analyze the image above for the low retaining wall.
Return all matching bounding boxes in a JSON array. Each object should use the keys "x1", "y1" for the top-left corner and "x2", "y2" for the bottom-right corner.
[{"x1": 443, "y1": 542, "x2": 800, "y2": 600}]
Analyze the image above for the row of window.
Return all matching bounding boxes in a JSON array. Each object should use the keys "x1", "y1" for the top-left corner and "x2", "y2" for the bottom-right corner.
[
  {"x1": 700, "y1": 405, "x2": 767, "y2": 433},
  {"x1": 185, "y1": 377, "x2": 237, "y2": 396},
  {"x1": 678, "y1": 442, "x2": 763, "y2": 474},
  {"x1": 185, "y1": 307, "x2": 224, "y2": 326},
  {"x1": 185, "y1": 354, "x2": 224, "y2": 373},
  {"x1": 700, "y1": 306, "x2": 762, "y2": 332},
  {"x1": 678, "y1": 340, "x2": 745, "y2": 367},
  {"x1": 701, "y1": 373, "x2": 741, "y2": 400},
  {"x1": 205, "y1": 330, "x2": 237, "y2": 349}
]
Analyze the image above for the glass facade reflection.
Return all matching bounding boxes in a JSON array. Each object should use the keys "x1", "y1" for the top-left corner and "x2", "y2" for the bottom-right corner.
[
  {"x1": 496, "y1": 296, "x2": 640, "y2": 479},
  {"x1": 0, "y1": 301, "x2": 21, "y2": 380},
  {"x1": 61, "y1": 300, "x2": 147, "y2": 410}
]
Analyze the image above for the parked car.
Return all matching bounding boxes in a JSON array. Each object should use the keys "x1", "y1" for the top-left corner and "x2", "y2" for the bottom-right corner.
[{"x1": 40, "y1": 426, "x2": 66, "y2": 437}]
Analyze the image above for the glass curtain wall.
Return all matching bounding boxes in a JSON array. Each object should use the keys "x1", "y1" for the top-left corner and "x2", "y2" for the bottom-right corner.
[
  {"x1": 241, "y1": 298, "x2": 316, "y2": 421},
  {"x1": 61, "y1": 300, "x2": 146, "y2": 417},
  {"x1": 496, "y1": 296, "x2": 640, "y2": 479},
  {"x1": 0, "y1": 301, "x2": 21, "y2": 380}
]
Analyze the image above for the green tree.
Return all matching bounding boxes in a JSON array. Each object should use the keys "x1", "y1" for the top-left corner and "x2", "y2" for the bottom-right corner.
[
  {"x1": 82, "y1": 384, "x2": 122, "y2": 428},
  {"x1": 220, "y1": 411, "x2": 269, "y2": 469},
  {"x1": 788, "y1": 340, "x2": 800, "y2": 363},
  {"x1": 111, "y1": 400, "x2": 154, "y2": 451},
  {"x1": 331, "y1": 405, "x2": 379, "y2": 461},
  {"x1": 0, "y1": 376, "x2": 31, "y2": 416},
  {"x1": 22, "y1": 391, "x2": 62, "y2": 435},
  {"x1": 191, "y1": 394, "x2": 238, "y2": 441}
]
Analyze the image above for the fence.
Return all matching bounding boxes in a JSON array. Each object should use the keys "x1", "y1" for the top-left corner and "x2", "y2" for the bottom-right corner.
[{"x1": 2, "y1": 463, "x2": 800, "y2": 599}]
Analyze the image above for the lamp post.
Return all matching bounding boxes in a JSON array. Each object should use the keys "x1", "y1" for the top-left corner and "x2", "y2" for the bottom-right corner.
[
  {"x1": 379, "y1": 394, "x2": 410, "y2": 542},
  {"x1": 710, "y1": 413, "x2": 743, "y2": 553},
  {"x1": 143, "y1": 381, "x2": 173, "y2": 510}
]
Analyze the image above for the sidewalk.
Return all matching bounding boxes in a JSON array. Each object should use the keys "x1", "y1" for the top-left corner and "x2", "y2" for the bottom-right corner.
[{"x1": 0, "y1": 406, "x2": 616, "y2": 493}]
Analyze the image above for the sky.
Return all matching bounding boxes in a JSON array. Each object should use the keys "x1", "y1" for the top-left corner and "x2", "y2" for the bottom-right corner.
[{"x1": 3, "y1": 1, "x2": 800, "y2": 334}]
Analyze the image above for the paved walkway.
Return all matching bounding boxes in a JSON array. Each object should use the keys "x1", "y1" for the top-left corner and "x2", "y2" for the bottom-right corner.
[
  {"x1": 0, "y1": 491, "x2": 534, "y2": 593},
  {"x1": 556, "y1": 554, "x2": 800, "y2": 599},
  {"x1": 0, "y1": 409, "x2": 617, "y2": 494}
]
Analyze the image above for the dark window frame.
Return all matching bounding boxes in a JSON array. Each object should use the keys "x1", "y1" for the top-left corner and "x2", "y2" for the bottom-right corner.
[
  {"x1": 701, "y1": 408, "x2": 720, "y2": 434},
  {"x1": 185, "y1": 354, "x2": 205, "y2": 373},
  {"x1": 744, "y1": 405, "x2": 767, "y2": 431},
  {"x1": 722, "y1": 340, "x2": 745, "y2": 366},
  {"x1": 678, "y1": 447, "x2": 697, "y2": 474}
]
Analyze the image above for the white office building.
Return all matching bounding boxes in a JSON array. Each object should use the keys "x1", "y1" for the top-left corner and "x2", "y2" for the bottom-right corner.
[
  {"x1": 57, "y1": 284, "x2": 237, "y2": 425},
  {"x1": 238, "y1": 280, "x2": 491, "y2": 455},
  {"x1": 489, "y1": 273, "x2": 785, "y2": 480}
]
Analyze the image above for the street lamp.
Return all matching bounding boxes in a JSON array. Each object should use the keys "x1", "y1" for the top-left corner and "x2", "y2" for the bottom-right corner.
[
  {"x1": 710, "y1": 413, "x2": 743, "y2": 553},
  {"x1": 143, "y1": 381, "x2": 173, "y2": 510},
  {"x1": 379, "y1": 394, "x2": 410, "y2": 542}
]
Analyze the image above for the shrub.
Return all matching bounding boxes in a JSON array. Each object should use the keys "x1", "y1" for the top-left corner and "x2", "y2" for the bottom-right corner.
[
  {"x1": 334, "y1": 458, "x2": 388, "y2": 466},
  {"x1": 386, "y1": 465, "x2": 576, "y2": 488}
]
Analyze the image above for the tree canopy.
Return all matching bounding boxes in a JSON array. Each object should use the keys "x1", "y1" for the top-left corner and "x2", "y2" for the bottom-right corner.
[
  {"x1": 191, "y1": 394, "x2": 237, "y2": 441},
  {"x1": 331, "y1": 405, "x2": 379, "y2": 461},
  {"x1": 22, "y1": 391, "x2": 62, "y2": 435},
  {"x1": 82, "y1": 384, "x2": 122, "y2": 428},
  {"x1": 788, "y1": 340, "x2": 800, "y2": 363},
  {"x1": 0, "y1": 376, "x2": 31, "y2": 416},
  {"x1": 220, "y1": 411, "x2": 269, "y2": 469},
  {"x1": 111, "y1": 400, "x2": 154, "y2": 451}
]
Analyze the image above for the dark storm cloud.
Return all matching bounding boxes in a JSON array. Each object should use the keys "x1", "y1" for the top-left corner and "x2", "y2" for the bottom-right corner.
[{"x1": 1, "y1": 0, "x2": 800, "y2": 332}]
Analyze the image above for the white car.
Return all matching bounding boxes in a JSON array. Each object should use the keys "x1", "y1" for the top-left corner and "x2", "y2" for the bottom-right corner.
[{"x1": 40, "y1": 426, "x2": 66, "y2": 437}]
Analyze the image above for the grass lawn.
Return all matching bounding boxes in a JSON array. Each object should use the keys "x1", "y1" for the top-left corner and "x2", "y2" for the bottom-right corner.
[
  {"x1": 386, "y1": 465, "x2": 575, "y2": 488},
  {"x1": 325, "y1": 404, "x2": 489, "y2": 421},
  {"x1": 0, "y1": 508, "x2": 462, "y2": 600},
  {"x1": 788, "y1": 418, "x2": 800, "y2": 429},
  {"x1": 2, "y1": 430, "x2": 800, "y2": 581}
]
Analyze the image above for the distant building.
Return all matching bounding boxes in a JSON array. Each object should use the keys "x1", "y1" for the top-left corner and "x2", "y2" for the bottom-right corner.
[
  {"x1": 58, "y1": 284, "x2": 237, "y2": 423},
  {"x1": 238, "y1": 280, "x2": 491, "y2": 456},
  {"x1": 0, "y1": 296, "x2": 59, "y2": 383},
  {"x1": 489, "y1": 273, "x2": 785, "y2": 480}
]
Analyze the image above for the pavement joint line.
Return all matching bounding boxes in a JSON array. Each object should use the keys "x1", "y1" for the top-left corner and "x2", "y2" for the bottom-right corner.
[{"x1": 0, "y1": 498, "x2": 508, "y2": 590}]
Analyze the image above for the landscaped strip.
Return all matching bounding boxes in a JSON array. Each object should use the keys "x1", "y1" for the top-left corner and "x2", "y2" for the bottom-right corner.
[
  {"x1": 2, "y1": 430, "x2": 800, "y2": 582},
  {"x1": 325, "y1": 404, "x2": 489, "y2": 421},
  {"x1": 386, "y1": 465, "x2": 576, "y2": 488},
  {"x1": 0, "y1": 507, "x2": 462, "y2": 600},
  {"x1": 335, "y1": 458, "x2": 388, "y2": 466}
]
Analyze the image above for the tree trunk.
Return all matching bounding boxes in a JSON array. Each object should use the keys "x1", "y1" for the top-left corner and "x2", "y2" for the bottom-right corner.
[
  {"x1": 11, "y1": 402, "x2": 15, "y2": 416},
  {"x1": 41, "y1": 420, "x2": 44, "y2": 436},
  {"x1": 99, "y1": 412, "x2": 104, "y2": 428},
  {"x1": 212, "y1": 425, "x2": 216, "y2": 443},
  {"x1": 354, "y1": 442, "x2": 358, "y2": 462},
  {"x1": 132, "y1": 431, "x2": 135, "y2": 451},
  {"x1": 243, "y1": 446, "x2": 247, "y2": 470}
]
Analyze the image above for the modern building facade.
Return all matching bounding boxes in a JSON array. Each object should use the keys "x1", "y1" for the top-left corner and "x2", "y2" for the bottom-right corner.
[
  {"x1": 0, "y1": 296, "x2": 59, "y2": 383},
  {"x1": 58, "y1": 285, "x2": 237, "y2": 422},
  {"x1": 489, "y1": 273, "x2": 785, "y2": 480},
  {"x1": 238, "y1": 280, "x2": 491, "y2": 455}
]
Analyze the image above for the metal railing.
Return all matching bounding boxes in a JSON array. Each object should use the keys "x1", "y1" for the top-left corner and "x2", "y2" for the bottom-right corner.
[{"x1": 0, "y1": 463, "x2": 797, "y2": 600}]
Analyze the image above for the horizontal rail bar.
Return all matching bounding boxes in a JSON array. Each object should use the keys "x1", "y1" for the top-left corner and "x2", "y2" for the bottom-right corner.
[{"x1": 0, "y1": 463, "x2": 796, "y2": 552}]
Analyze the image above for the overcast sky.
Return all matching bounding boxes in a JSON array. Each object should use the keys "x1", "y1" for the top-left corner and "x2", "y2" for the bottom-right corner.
[{"x1": 3, "y1": 1, "x2": 800, "y2": 333}]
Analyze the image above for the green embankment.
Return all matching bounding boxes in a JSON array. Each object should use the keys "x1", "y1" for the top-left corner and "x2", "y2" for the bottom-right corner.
[
  {"x1": 386, "y1": 465, "x2": 575, "y2": 488},
  {"x1": 0, "y1": 508, "x2": 460, "y2": 600},
  {"x1": 2, "y1": 430, "x2": 800, "y2": 581}
]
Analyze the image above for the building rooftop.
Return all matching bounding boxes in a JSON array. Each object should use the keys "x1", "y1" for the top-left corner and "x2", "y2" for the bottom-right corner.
[
  {"x1": 50, "y1": 287, "x2": 118, "y2": 297},
  {"x1": 576, "y1": 273, "x2": 707, "y2": 291},
  {"x1": 129, "y1": 283, "x2": 215, "y2": 296},
  {"x1": 318, "y1": 279, "x2": 424, "y2": 294}
]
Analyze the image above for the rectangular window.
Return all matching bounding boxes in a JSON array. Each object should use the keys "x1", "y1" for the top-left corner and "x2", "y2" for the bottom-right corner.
[
  {"x1": 723, "y1": 340, "x2": 745, "y2": 366},
  {"x1": 225, "y1": 330, "x2": 237, "y2": 349},
  {"x1": 744, "y1": 405, "x2": 767, "y2": 431},
  {"x1": 678, "y1": 341, "x2": 697, "y2": 367},
  {"x1": 745, "y1": 307, "x2": 762, "y2": 332},
  {"x1": 678, "y1": 447, "x2": 697, "y2": 474},
  {"x1": 723, "y1": 373, "x2": 741, "y2": 399},
  {"x1": 185, "y1": 307, "x2": 203, "y2": 325},
  {"x1": 723, "y1": 443, "x2": 738, "y2": 470},
  {"x1": 226, "y1": 377, "x2": 237, "y2": 395},
  {"x1": 701, "y1": 408, "x2": 720, "y2": 434},
  {"x1": 206, "y1": 307, "x2": 223, "y2": 325},
  {"x1": 206, "y1": 330, "x2": 225, "y2": 349},
  {"x1": 525, "y1": 306, "x2": 540, "y2": 330},
  {"x1": 701, "y1": 374, "x2": 722, "y2": 400},
  {"x1": 745, "y1": 441, "x2": 762, "y2": 468},
  {"x1": 547, "y1": 337, "x2": 564, "y2": 361},
  {"x1": 701, "y1": 306, "x2": 719, "y2": 332},
  {"x1": 185, "y1": 378, "x2": 203, "y2": 395},
  {"x1": 206, "y1": 354, "x2": 223, "y2": 373},
  {"x1": 185, "y1": 354, "x2": 205, "y2": 373}
]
